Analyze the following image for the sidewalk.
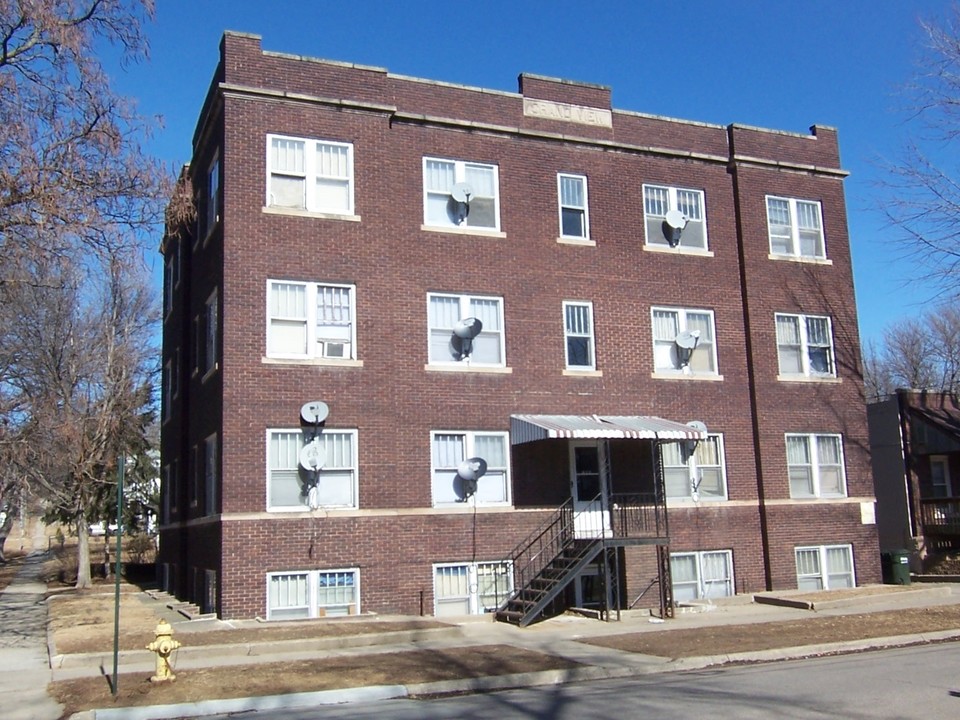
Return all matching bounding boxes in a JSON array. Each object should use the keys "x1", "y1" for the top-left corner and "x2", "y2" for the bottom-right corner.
[{"x1": 4, "y1": 553, "x2": 960, "y2": 720}]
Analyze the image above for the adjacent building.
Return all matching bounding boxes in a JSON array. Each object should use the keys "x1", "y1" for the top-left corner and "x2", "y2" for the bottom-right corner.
[{"x1": 159, "y1": 32, "x2": 879, "y2": 622}]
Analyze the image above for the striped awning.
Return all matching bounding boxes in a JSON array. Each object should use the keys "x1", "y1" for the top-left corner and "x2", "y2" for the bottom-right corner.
[{"x1": 510, "y1": 414, "x2": 706, "y2": 445}]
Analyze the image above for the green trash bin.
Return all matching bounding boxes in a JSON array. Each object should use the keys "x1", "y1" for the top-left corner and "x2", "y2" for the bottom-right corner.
[{"x1": 881, "y1": 550, "x2": 911, "y2": 585}]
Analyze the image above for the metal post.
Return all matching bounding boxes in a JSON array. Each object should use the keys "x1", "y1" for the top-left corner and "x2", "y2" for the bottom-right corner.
[{"x1": 111, "y1": 455, "x2": 125, "y2": 696}]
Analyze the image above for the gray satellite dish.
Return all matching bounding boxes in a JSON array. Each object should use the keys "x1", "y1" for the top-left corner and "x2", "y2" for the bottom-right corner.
[
  {"x1": 456, "y1": 457, "x2": 487, "y2": 500},
  {"x1": 675, "y1": 329, "x2": 700, "y2": 350},
  {"x1": 663, "y1": 209, "x2": 688, "y2": 247},
  {"x1": 454, "y1": 317, "x2": 483, "y2": 339},
  {"x1": 451, "y1": 182, "x2": 473, "y2": 204},
  {"x1": 300, "y1": 400, "x2": 329, "y2": 425},
  {"x1": 686, "y1": 420, "x2": 708, "y2": 435},
  {"x1": 299, "y1": 439, "x2": 326, "y2": 471}
]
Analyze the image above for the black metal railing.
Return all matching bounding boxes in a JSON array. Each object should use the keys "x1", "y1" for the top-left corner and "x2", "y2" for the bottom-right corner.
[
  {"x1": 609, "y1": 492, "x2": 666, "y2": 539},
  {"x1": 920, "y1": 498, "x2": 960, "y2": 536},
  {"x1": 503, "y1": 498, "x2": 575, "y2": 606}
]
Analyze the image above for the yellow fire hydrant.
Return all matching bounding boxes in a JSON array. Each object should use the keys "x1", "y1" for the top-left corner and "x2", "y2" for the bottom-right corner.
[{"x1": 146, "y1": 619, "x2": 181, "y2": 682}]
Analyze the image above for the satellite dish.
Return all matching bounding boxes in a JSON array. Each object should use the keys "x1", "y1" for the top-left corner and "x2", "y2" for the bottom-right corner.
[
  {"x1": 300, "y1": 401, "x2": 329, "y2": 425},
  {"x1": 457, "y1": 457, "x2": 488, "y2": 482},
  {"x1": 662, "y1": 209, "x2": 688, "y2": 247},
  {"x1": 454, "y1": 317, "x2": 483, "y2": 339},
  {"x1": 686, "y1": 420, "x2": 708, "y2": 435},
  {"x1": 451, "y1": 182, "x2": 473, "y2": 203},
  {"x1": 675, "y1": 329, "x2": 701, "y2": 350},
  {"x1": 685, "y1": 420, "x2": 708, "y2": 455},
  {"x1": 299, "y1": 439, "x2": 326, "y2": 471}
]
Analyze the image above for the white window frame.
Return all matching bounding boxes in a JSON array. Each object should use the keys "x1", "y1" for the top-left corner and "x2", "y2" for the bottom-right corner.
[
  {"x1": 557, "y1": 173, "x2": 589, "y2": 239},
  {"x1": 930, "y1": 455, "x2": 952, "y2": 498},
  {"x1": 662, "y1": 434, "x2": 727, "y2": 502},
  {"x1": 433, "y1": 561, "x2": 513, "y2": 616},
  {"x1": 266, "y1": 280, "x2": 357, "y2": 361},
  {"x1": 670, "y1": 550, "x2": 734, "y2": 602},
  {"x1": 422, "y1": 157, "x2": 500, "y2": 231},
  {"x1": 266, "y1": 134, "x2": 355, "y2": 216},
  {"x1": 651, "y1": 306, "x2": 719, "y2": 376},
  {"x1": 643, "y1": 184, "x2": 708, "y2": 250},
  {"x1": 203, "y1": 289, "x2": 218, "y2": 378},
  {"x1": 795, "y1": 544, "x2": 855, "y2": 591},
  {"x1": 431, "y1": 430, "x2": 511, "y2": 507},
  {"x1": 205, "y1": 151, "x2": 220, "y2": 238},
  {"x1": 766, "y1": 196, "x2": 826, "y2": 259},
  {"x1": 786, "y1": 433, "x2": 847, "y2": 498},
  {"x1": 775, "y1": 313, "x2": 836, "y2": 379},
  {"x1": 563, "y1": 300, "x2": 596, "y2": 370},
  {"x1": 266, "y1": 428, "x2": 359, "y2": 511},
  {"x1": 204, "y1": 433, "x2": 218, "y2": 516},
  {"x1": 266, "y1": 568, "x2": 360, "y2": 620},
  {"x1": 427, "y1": 292, "x2": 506, "y2": 368}
]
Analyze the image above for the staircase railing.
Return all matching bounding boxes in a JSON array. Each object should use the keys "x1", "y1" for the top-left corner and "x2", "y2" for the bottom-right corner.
[{"x1": 501, "y1": 498, "x2": 575, "y2": 609}]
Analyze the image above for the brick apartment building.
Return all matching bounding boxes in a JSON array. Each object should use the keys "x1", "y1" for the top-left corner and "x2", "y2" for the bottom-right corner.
[{"x1": 159, "y1": 31, "x2": 880, "y2": 623}]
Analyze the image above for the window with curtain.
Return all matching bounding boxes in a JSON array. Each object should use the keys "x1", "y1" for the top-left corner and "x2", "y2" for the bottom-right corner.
[
  {"x1": 795, "y1": 545, "x2": 853, "y2": 590},
  {"x1": 563, "y1": 301, "x2": 595, "y2": 369},
  {"x1": 766, "y1": 196, "x2": 825, "y2": 259},
  {"x1": 431, "y1": 431, "x2": 509, "y2": 505},
  {"x1": 423, "y1": 157, "x2": 499, "y2": 229},
  {"x1": 786, "y1": 433, "x2": 845, "y2": 498},
  {"x1": 670, "y1": 550, "x2": 733, "y2": 602},
  {"x1": 558, "y1": 173, "x2": 589, "y2": 238},
  {"x1": 267, "y1": 569, "x2": 359, "y2": 619},
  {"x1": 662, "y1": 435, "x2": 727, "y2": 501},
  {"x1": 267, "y1": 429, "x2": 358, "y2": 510},
  {"x1": 427, "y1": 293, "x2": 504, "y2": 366},
  {"x1": 651, "y1": 307, "x2": 717, "y2": 374},
  {"x1": 643, "y1": 184, "x2": 708, "y2": 249},
  {"x1": 267, "y1": 135, "x2": 354, "y2": 215},
  {"x1": 775, "y1": 313, "x2": 835, "y2": 378},
  {"x1": 267, "y1": 280, "x2": 356, "y2": 360},
  {"x1": 203, "y1": 289, "x2": 218, "y2": 377},
  {"x1": 434, "y1": 561, "x2": 512, "y2": 615}
]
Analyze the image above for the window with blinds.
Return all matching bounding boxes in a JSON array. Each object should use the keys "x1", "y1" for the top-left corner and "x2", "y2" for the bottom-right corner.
[{"x1": 267, "y1": 135, "x2": 354, "y2": 215}]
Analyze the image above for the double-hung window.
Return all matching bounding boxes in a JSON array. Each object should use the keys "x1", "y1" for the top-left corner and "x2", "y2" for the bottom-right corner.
[
  {"x1": 558, "y1": 173, "x2": 589, "y2": 239},
  {"x1": 775, "y1": 313, "x2": 835, "y2": 378},
  {"x1": 563, "y1": 301, "x2": 596, "y2": 370},
  {"x1": 267, "y1": 429, "x2": 358, "y2": 510},
  {"x1": 423, "y1": 158, "x2": 499, "y2": 230},
  {"x1": 267, "y1": 281, "x2": 356, "y2": 360},
  {"x1": 671, "y1": 550, "x2": 734, "y2": 602},
  {"x1": 162, "y1": 359, "x2": 172, "y2": 424},
  {"x1": 203, "y1": 289, "x2": 218, "y2": 377},
  {"x1": 651, "y1": 307, "x2": 718, "y2": 375},
  {"x1": 786, "y1": 433, "x2": 846, "y2": 498},
  {"x1": 795, "y1": 545, "x2": 854, "y2": 590},
  {"x1": 643, "y1": 184, "x2": 707, "y2": 250},
  {"x1": 204, "y1": 433, "x2": 218, "y2": 515},
  {"x1": 267, "y1": 568, "x2": 359, "y2": 619},
  {"x1": 206, "y1": 152, "x2": 220, "y2": 236},
  {"x1": 163, "y1": 255, "x2": 174, "y2": 321},
  {"x1": 662, "y1": 434, "x2": 727, "y2": 501},
  {"x1": 766, "y1": 196, "x2": 825, "y2": 259},
  {"x1": 434, "y1": 561, "x2": 512, "y2": 616},
  {"x1": 431, "y1": 431, "x2": 510, "y2": 506},
  {"x1": 427, "y1": 293, "x2": 505, "y2": 367},
  {"x1": 267, "y1": 135, "x2": 354, "y2": 215},
  {"x1": 930, "y1": 456, "x2": 952, "y2": 498}
]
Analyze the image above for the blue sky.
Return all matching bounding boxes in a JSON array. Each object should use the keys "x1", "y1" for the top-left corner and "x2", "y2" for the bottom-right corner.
[{"x1": 112, "y1": 0, "x2": 952, "y2": 347}]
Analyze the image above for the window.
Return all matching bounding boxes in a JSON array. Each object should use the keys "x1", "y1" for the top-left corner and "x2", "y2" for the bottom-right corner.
[
  {"x1": 563, "y1": 301, "x2": 596, "y2": 370},
  {"x1": 205, "y1": 152, "x2": 220, "y2": 236},
  {"x1": 204, "y1": 433, "x2": 218, "y2": 515},
  {"x1": 431, "y1": 431, "x2": 510, "y2": 506},
  {"x1": 267, "y1": 429, "x2": 358, "y2": 510},
  {"x1": 662, "y1": 435, "x2": 727, "y2": 501},
  {"x1": 189, "y1": 445, "x2": 200, "y2": 507},
  {"x1": 558, "y1": 173, "x2": 589, "y2": 239},
  {"x1": 434, "y1": 561, "x2": 512, "y2": 616},
  {"x1": 267, "y1": 568, "x2": 359, "y2": 619},
  {"x1": 427, "y1": 293, "x2": 505, "y2": 367},
  {"x1": 643, "y1": 184, "x2": 707, "y2": 250},
  {"x1": 267, "y1": 281, "x2": 356, "y2": 360},
  {"x1": 651, "y1": 307, "x2": 718, "y2": 375},
  {"x1": 169, "y1": 459, "x2": 179, "y2": 516},
  {"x1": 766, "y1": 196, "x2": 825, "y2": 259},
  {"x1": 162, "y1": 359, "x2": 172, "y2": 424},
  {"x1": 671, "y1": 551, "x2": 734, "y2": 602},
  {"x1": 930, "y1": 456, "x2": 952, "y2": 498},
  {"x1": 795, "y1": 545, "x2": 854, "y2": 590},
  {"x1": 786, "y1": 433, "x2": 846, "y2": 498},
  {"x1": 423, "y1": 157, "x2": 499, "y2": 230},
  {"x1": 775, "y1": 313, "x2": 835, "y2": 378},
  {"x1": 163, "y1": 255, "x2": 174, "y2": 320},
  {"x1": 203, "y1": 569, "x2": 217, "y2": 615},
  {"x1": 267, "y1": 135, "x2": 354, "y2": 215},
  {"x1": 161, "y1": 464, "x2": 171, "y2": 524},
  {"x1": 203, "y1": 289, "x2": 219, "y2": 377}
]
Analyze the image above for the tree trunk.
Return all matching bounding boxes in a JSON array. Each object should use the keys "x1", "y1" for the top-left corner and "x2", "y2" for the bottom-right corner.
[{"x1": 75, "y1": 516, "x2": 92, "y2": 589}]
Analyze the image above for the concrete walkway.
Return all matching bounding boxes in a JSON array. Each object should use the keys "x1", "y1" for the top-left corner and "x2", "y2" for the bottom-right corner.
[{"x1": 0, "y1": 553, "x2": 64, "y2": 720}]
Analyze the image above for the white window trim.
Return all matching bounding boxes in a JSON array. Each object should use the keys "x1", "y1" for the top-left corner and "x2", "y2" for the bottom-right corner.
[
  {"x1": 786, "y1": 433, "x2": 847, "y2": 499},
  {"x1": 670, "y1": 550, "x2": 734, "y2": 602},
  {"x1": 430, "y1": 430, "x2": 511, "y2": 507},
  {"x1": 650, "y1": 306, "x2": 720, "y2": 377},
  {"x1": 766, "y1": 195, "x2": 826, "y2": 260},
  {"x1": 795, "y1": 544, "x2": 855, "y2": 590},
  {"x1": 265, "y1": 280, "x2": 358, "y2": 362},
  {"x1": 265, "y1": 567, "x2": 360, "y2": 620},
  {"x1": 202, "y1": 289, "x2": 219, "y2": 381},
  {"x1": 265, "y1": 134, "x2": 355, "y2": 216},
  {"x1": 557, "y1": 173, "x2": 590, "y2": 240},
  {"x1": 426, "y1": 292, "x2": 506, "y2": 368},
  {"x1": 562, "y1": 300, "x2": 596, "y2": 371},
  {"x1": 775, "y1": 312, "x2": 836, "y2": 380},
  {"x1": 422, "y1": 157, "x2": 501, "y2": 232},
  {"x1": 643, "y1": 183, "x2": 709, "y2": 251},
  {"x1": 205, "y1": 151, "x2": 220, "y2": 242},
  {"x1": 266, "y1": 428, "x2": 360, "y2": 512},
  {"x1": 663, "y1": 434, "x2": 728, "y2": 503},
  {"x1": 433, "y1": 560, "x2": 513, "y2": 616}
]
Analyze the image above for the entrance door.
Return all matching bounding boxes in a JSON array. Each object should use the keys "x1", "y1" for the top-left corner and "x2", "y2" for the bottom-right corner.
[{"x1": 570, "y1": 442, "x2": 610, "y2": 539}]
